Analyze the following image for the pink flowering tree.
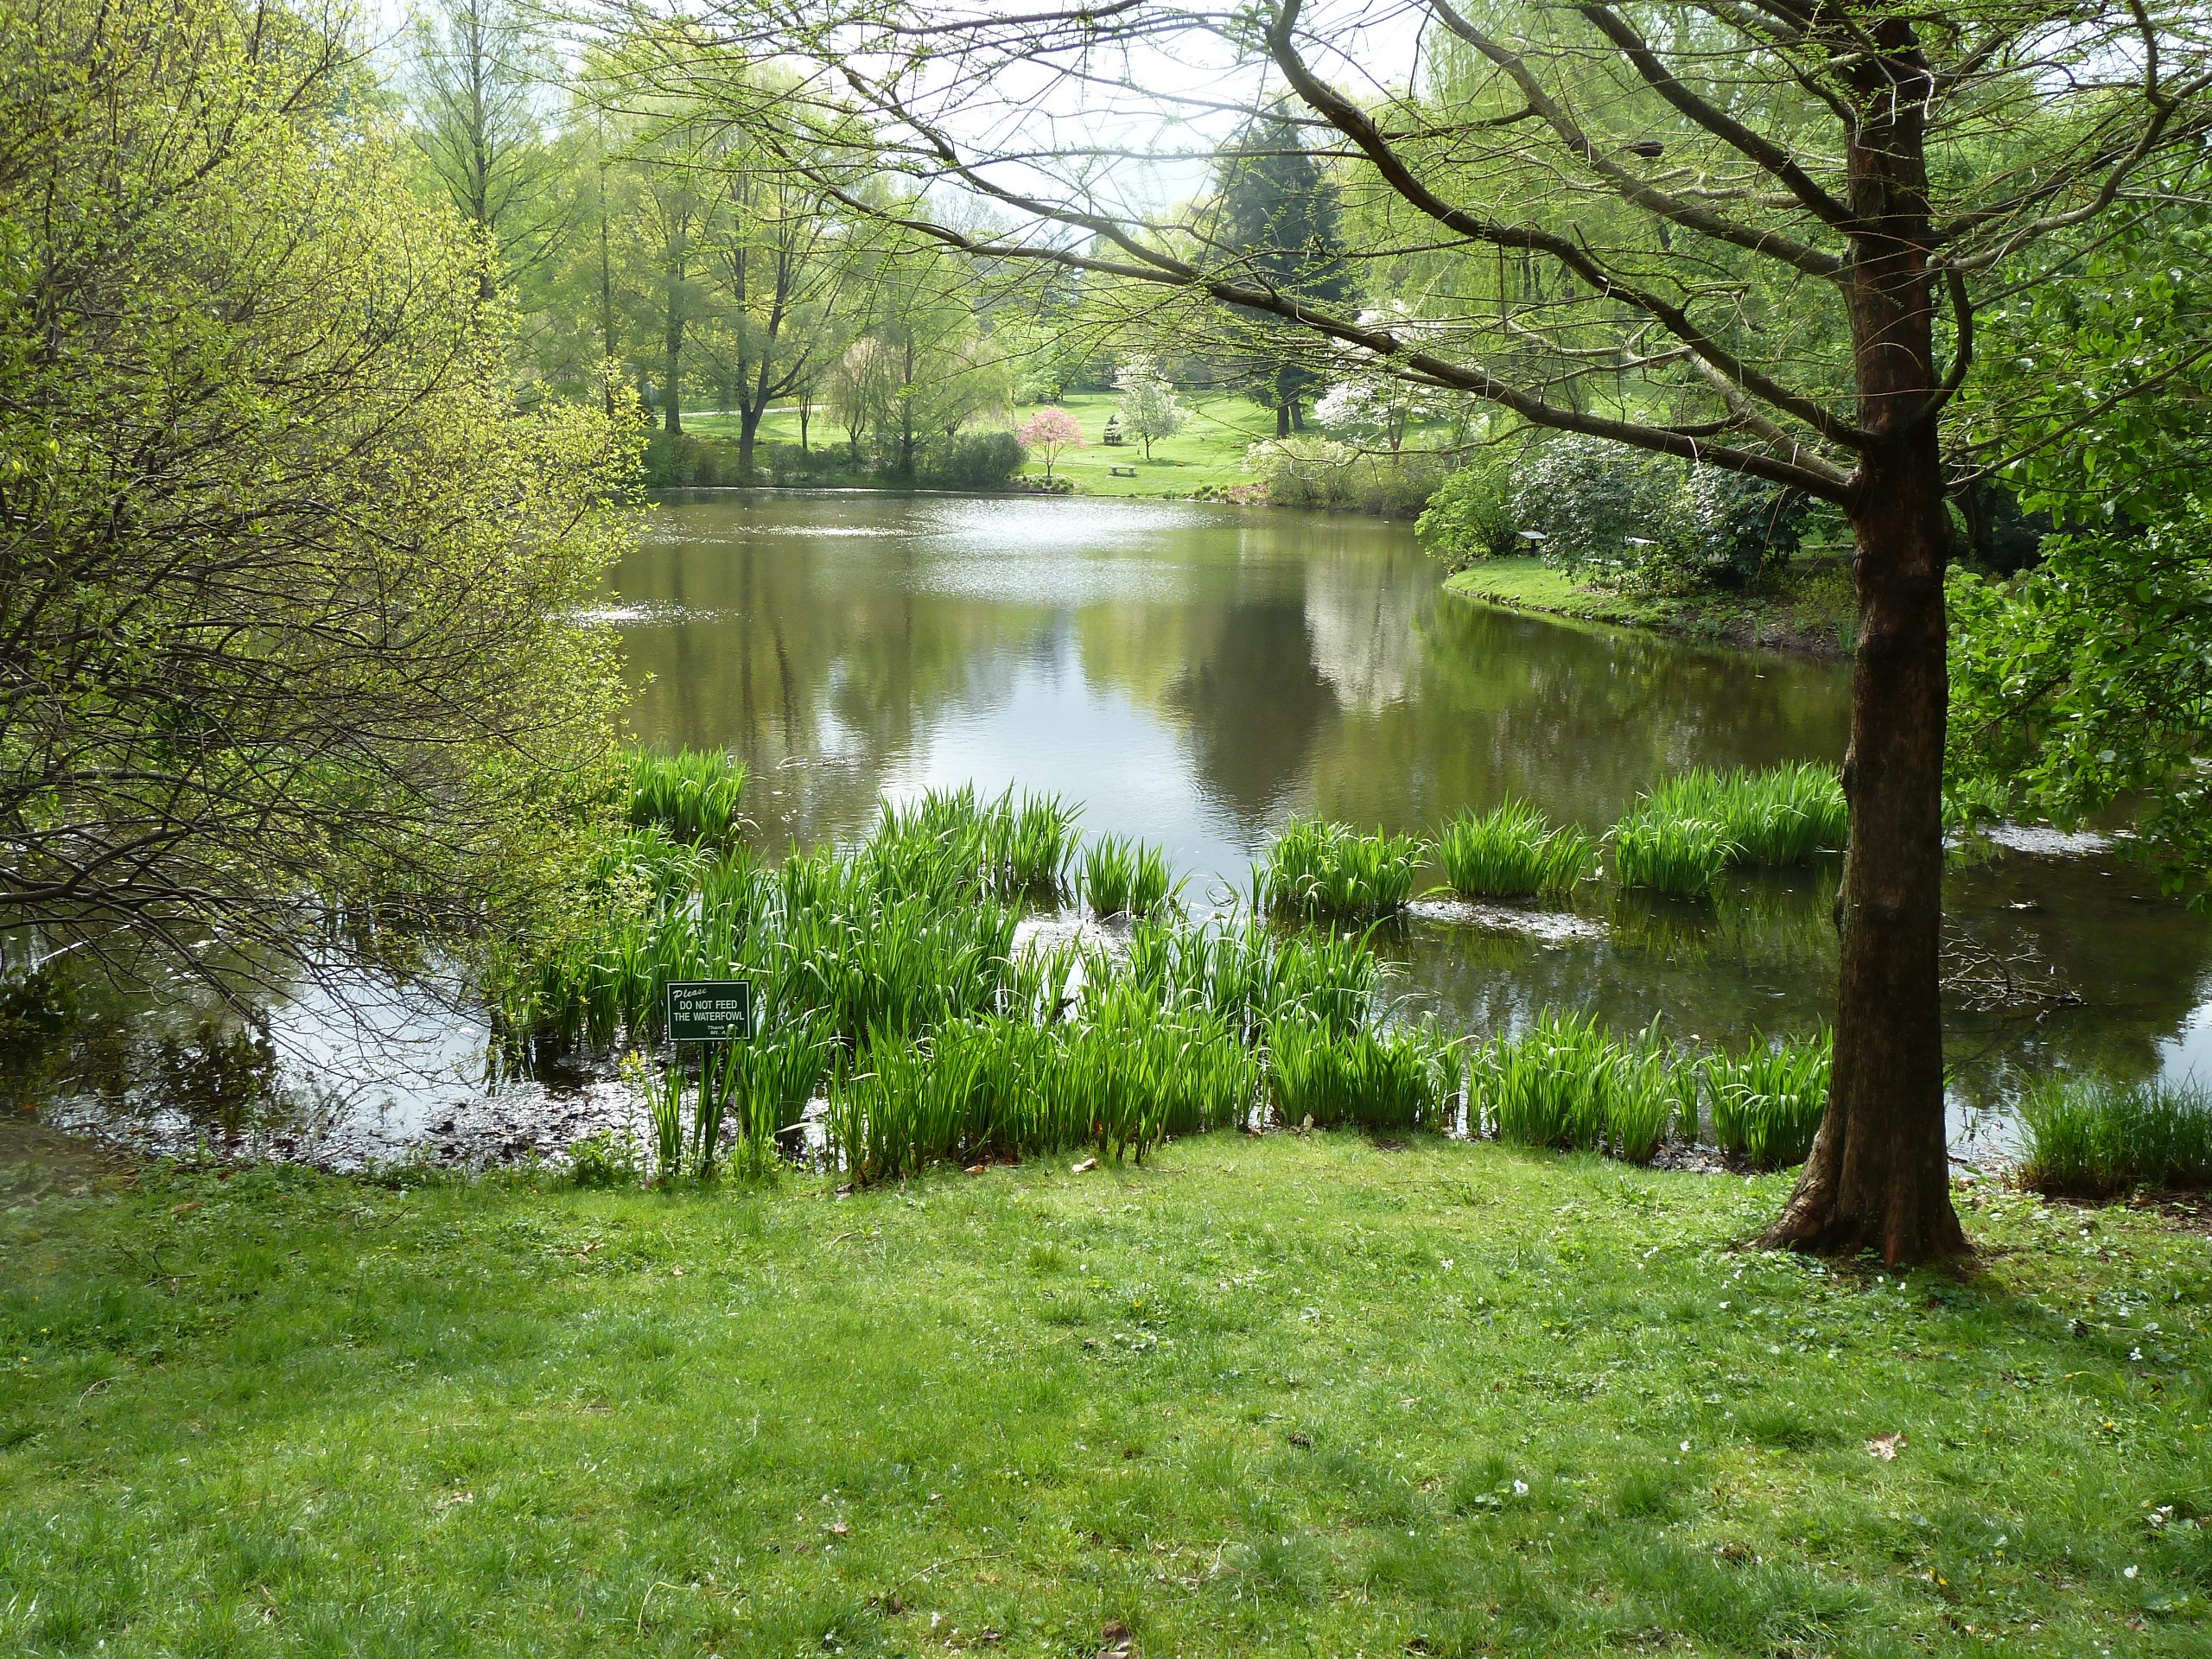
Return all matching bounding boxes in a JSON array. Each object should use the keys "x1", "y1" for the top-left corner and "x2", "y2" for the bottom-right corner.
[{"x1": 1017, "y1": 406, "x2": 1084, "y2": 482}]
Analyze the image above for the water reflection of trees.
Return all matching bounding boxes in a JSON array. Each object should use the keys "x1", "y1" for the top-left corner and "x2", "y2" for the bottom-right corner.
[
  {"x1": 1386, "y1": 844, "x2": 2212, "y2": 1110},
  {"x1": 1164, "y1": 597, "x2": 1337, "y2": 825},
  {"x1": 620, "y1": 499, "x2": 1861, "y2": 853},
  {"x1": 1307, "y1": 594, "x2": 1853, "y2": 836},
  {"x1": 1387, "y1": 869, "x2": 1842, "y2": 1053},
  {"x1": 620, "y1": 499, "x2": 1057, "y2": 846}
]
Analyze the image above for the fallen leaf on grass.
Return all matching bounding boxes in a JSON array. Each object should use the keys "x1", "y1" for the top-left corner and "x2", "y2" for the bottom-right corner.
[
  {"x1": 168, "y1": 1200, "x2": 201, "y2": 1217},
  {"x1": 1866, "y1": 1432, "x2": 1906, "y2": 1460}
]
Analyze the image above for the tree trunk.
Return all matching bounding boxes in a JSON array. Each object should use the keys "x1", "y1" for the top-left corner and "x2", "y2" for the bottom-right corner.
[
  {"x1": 799, "y1": 396, "x2": 811, "y2": 453},
  {"x1": 598, "y1": 200, "x2": 617, "y2": 419},
  {"x1": 739, "y1": 404, "x2": 762, "y2": 480},
  {"x1": 663, "y1": 289, "x2": 685, "y2": 438},
  {"x1": 1763, "y1": 24, "x2": 1967, "y2": 1266},
  {"x1": 1764, "y1": 439, "x2": 1964, "y2": 1264},
  {"x1": 1275, "y1": 403, "x2": 1291, "y2": 439}
]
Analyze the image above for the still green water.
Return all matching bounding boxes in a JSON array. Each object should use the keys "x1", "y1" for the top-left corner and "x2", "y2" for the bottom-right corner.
[{"x1": 619, "y1": 491, "x2": 2212, "y2": 1145}]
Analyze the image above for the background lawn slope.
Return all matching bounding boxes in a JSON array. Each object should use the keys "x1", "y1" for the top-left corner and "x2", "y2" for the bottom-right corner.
[{"x1": 3, "y1": 1132, "x2": 2208, "y2": 1656}]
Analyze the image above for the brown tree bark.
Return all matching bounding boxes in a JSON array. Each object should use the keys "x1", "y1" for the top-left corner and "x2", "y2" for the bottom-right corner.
[
  {"x1": 663, "y1": 299, "x2": 685, "y2": 438},
  {"x1": 1763, "y1": 22, "x2": 1967, "y2": 1265},
  {"x1": 738, "y1": 404, "x2": 763, "y2": 478}
]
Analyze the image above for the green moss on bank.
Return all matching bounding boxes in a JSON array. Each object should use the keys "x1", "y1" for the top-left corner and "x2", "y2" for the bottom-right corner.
[
  {"x1": 5, "y1": 1128, "x2": 2210, "y2": 1656},
  {"x1": 1448, "y1": 556, "x2": 1859, "y2": 658}
]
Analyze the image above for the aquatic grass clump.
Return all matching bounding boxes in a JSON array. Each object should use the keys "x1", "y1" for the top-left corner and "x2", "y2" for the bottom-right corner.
[
  {"x1": 779, "y1": 891, "x2": 1018, "y2": 1049},
  {"x1": 986, "y1": 789, "x2": 1083, "y2": 898},
  {"x1": 1085, "y1": 982, "x2": 1262, "y2": 1147},
  {"x1": 1643, "y1": 763, "x2": 1847, "y2": 867},
  {"x1": 1609, "y1": 809, "x2": 1737, "y2": 897},
  {"x1": 1435, "y1": 800, "x2": 1597, "y2": 899},
  {"x1": 870, "y1": 785, "x2": 1083, "y2": 902},
  {"x1": 1260, "y1": 818, "x2": 1426, "y2": 919},
  {"x1": 626, "y1": 748, "x2": 747, "y2": 846},
  {"x1": 1605, "y1": 1027, "x2": 1688, "y2": 1163},
  {"x1": 827, "y1": 997, "x2": 1258, "y2": 1182},
  {"x1": 1703, "y1": 1030, "x2": 1831, "y2": 1168},
  {"x1": 1478, "y1": 1011, "x2": 1617, "y2": 1152},
  {"x1": 1267, "y1": 1014, "x2": 1458, "y2": 1133},
  {"x1": 1123, "y1": 917, "x2": 1380, "y2": 1039},
  {"x1": 1081, "y1": 836, "x2": 1180, "y2": 917},
  {"x1": 1473, "y1": 1014, "x2": 1687, "y2": 1161},
  {"x1": 589, "y1": 824, "x2": 711, "y2": 907},
  {"x1": 702, "y1": 1015, "x2": 834, "y2": 1177},
  {"x1": 2018, "y1": 1075, "x2": 2212, "y2": 1195}
]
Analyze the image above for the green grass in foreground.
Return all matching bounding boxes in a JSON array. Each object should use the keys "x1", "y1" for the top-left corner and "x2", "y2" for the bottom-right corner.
[{"x1": 5, "y1": 1133, "x2": 2211, "y2": 1656}]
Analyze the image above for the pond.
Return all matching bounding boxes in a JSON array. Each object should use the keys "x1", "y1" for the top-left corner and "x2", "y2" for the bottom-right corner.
[{"x1": 36, "y1": 492, "x2": 2212, "y2": 1166}]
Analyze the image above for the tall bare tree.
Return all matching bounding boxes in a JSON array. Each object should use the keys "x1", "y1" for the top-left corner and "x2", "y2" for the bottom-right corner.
[
  {"x1": 695, "y1": 115, "x2": 865, "y2": 474},
  {"x1": 657, "y1": 0, "x2": 2211, "y2": 1261},
  {"x1": 408, "y1": 0, "x2": 569, "y2": 295}
]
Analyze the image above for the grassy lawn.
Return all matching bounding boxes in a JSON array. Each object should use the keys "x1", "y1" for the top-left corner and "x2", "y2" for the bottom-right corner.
[
  {"x1": 5, "y1": 1127, "x2": 2210, "y2": 1656},
  {"x1": 676, "y1": 395, "x2": 1273, "y2": 499},
  {"x1": 1447, "y1": 556, "x2": 1860, "y2": 658},
  {"x1": 1014, "y1": 393, "x2": 1272, "y2": 498}
]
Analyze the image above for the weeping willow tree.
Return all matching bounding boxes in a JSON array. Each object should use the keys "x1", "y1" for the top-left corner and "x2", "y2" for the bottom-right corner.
[
  {"x1": 643, "y1": 0, "x2": 2212, "y2": 1261},
  {"x1": 0, "y1": 0, "x2": 638, "y2": 989}
]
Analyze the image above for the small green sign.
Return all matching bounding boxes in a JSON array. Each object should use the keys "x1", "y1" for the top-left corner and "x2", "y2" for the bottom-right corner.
[{"x1": 665, "y1": 980, "x2": 754, "y2": 1042}]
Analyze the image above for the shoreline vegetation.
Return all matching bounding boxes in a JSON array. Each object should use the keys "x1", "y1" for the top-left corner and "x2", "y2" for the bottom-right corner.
[
  {"x1": 1446, "y1": 556, "x2": 1861, "y2": 660},
  {"x1": 486, "y1": 765, "x2": 1862, "y2": 1183}
]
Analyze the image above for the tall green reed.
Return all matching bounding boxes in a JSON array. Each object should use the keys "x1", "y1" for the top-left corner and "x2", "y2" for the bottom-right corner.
[
  {"x1": 826, "y1": 994, "x2": 1259, "y2": 1183},
  {"x1": 626, "y1": 748, "x2": 747, "y2": 846},
  {"x1": 1643, "y1": 763, "x2": 1847, "y2": 867},
  {"x1": 1473, "y1": 1013, "x2": 1685, "y2": 1161},
  {"x1": 698, "y1": 1016, "x2": 834, "y2": 1177},
  {"x1": 2018, "y1": 1075, "x2": 2212, "y2": 1194},
  {"x1": 1610, "y1": 809, "x2": 1738, "y2": 896},
  {"x1": 1259, "y1": 817, "x2": 1426, "y2": 919},
  {"x1": 1081, "y1": 836, "x2": 1180, "y2": 917},
  {"x1": 1703, "y1": 1030, "x2": 1831, "y2": 1168},
  {"x1": 1267, "y1": 1014, "x2": 1458, "y2": 1132},
  {"x1": 1435, "y1": 800, "x2": 1597, "y2": 899}
]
